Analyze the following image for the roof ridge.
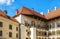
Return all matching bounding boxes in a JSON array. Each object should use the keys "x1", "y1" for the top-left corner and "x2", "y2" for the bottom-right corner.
[
  {"x1": 21, "y1": 6, "x2": 44, "y2": 16},
  {"x1": 13, "y1": 6, "x2": 45, "y2": 19},
  {"x1": 0, "y1": 10, "x2": 19, "y2": 23}
]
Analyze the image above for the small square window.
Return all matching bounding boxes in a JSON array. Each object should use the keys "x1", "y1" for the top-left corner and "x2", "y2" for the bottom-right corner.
[
  {"x1": 9, "y1": 32, "x2": 12, "y2": 37},
  {"x1": 16, "y1": 33, "x2": 18, "y2": 38},
  {"x1": 0, "y1": 22, "x2": 3, "y2": 27},
  {"x1": 26, "y1": 38, "x2": 28, "y2": 39},
  {"x1": 16, "y1": 27, "x2": 18, "y2": 31},
  {"x1": 9, "y1": 25, "x2": 12, "y2": 30},
  {"x1": 0, "y1": 31, "x2": 2, "y2": 36}
]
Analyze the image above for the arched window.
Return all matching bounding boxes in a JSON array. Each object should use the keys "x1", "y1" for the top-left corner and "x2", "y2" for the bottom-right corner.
[
  {"x1": 31, "y1": 21, "x2": 35, "y2": 26},
  {"x1": 24, "y1": 21, "x2": 30, "y2": 26}
]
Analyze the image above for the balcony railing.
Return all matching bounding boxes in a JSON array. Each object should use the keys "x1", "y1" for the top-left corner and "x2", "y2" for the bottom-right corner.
[
  {"x1": 36, "y1": 31, "x2": 47, "y2": 36},
  {"x1": 25, "y1": 22, "x2": 46, "y2": 30}
]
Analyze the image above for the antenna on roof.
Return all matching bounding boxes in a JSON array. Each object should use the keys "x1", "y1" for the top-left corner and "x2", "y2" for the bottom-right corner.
[
  {"x1": 15, "y1": 9, "x2": 19, "y2": 15},
  {"x1": 4, "y1": 4, "x2": 7, "y2": 14},
  {"x1": 54, "y1": 6, "x2": 57, "y2": 10},
  {"x1": 40, "y1": 12, "x2": 44, "y2": 15},
  {"x1": 48, "y1": 9, "x2": 51, "y2": 13},
  {"x1": 32, "y1": 8, "x2": 34, "y2": 11},
  {"x1": 4, "y1": 10, "x2": 7, "y2": 14}
]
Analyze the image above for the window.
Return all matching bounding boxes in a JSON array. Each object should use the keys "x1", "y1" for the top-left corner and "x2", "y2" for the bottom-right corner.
[
  {"x1": 57, "y1": 23, "x2": 60, "y2": 27},
  {"x1": 26, "y1": 30, "x2": 28, "y2": 32},
  {"x1": 9, "y1": 32, "x2": 12, "y2": 37},
  {"x1": 27, "y1": 32, "x2": 30, "y2": 35},
  {"x1": 39, "y1": 38, "x2": 41, "y2": 39},
  {"x1": 16, "y1": 27, "x2": 18, "y2": 31},
  {"x1": 44, "y1": 32, "x2": 47, "y2": 36},
  {"x1": 37, "y1": 25, "x2": 40, "y2": 28},
  {"x1": 25, "y1": 21, "x2": 29, "y2": 26},
  {"x1": 49, "y1": 24, "x2": 55, "y2": 29},
  {"x1": 9, "y1": 25, "x2": 12, "y2": 30},
  {"x1": 46, "y1": 25, "x2": 49, "y2": 30},
  {"x1": 57, "y1": 38, "x2": 60, "y2": 39},
  {"x1": 27, "y1": 31, "x2": 31, "y2": 36},
  {"x1": 0, "y1": 31, "x2": 2, "y2": 36},
  {"x1": 26, "y1": 38, "x2": 28, "y2": 39},
  {"x1": 49, "y1": 24, "x2": 51, "y2": 29},
  {"x1": 51, "y1": 23, "x2": 55, "y2": 28},
  {"x1": 16, "y1": 33, "x2": 18, "y2": 38},
  {"x1": 0, "y1": 22, "x2": 3, "y2": 27},
  {"x1": 31, "y1": 21, "x2": 35, "y2": 26},
  {"x1": 57, "y1": 30, "x2": 60, "y2": 35}
]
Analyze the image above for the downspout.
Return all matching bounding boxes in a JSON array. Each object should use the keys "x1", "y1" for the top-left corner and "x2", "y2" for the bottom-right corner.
[{"x1": 19, "y1": 24, "x2": 21, "y2": 39}]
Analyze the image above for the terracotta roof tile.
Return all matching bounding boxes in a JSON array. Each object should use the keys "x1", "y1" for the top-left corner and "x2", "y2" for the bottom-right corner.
[
  {"x1": 0, "y1": 10, "x2": 7, "y2": 17},
  {"x1": 14, "y1": 7, "x2": 60, "y2": 20},
  {"x1": 14, "y1": 6, "x2": 45, "y2": 19},
  {"x1": 45, "y1": 8, "x2": 60, "y2": 19},
  {"x1": 0, "y1": 10, "x2": 19, "y2": 23},
  {"x1": 19, "y1": 6, "x2": 34, "y2": 15}
]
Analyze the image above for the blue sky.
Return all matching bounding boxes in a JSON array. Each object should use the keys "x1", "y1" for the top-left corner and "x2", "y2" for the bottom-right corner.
[{"x1": 0, "y1": 0, "x2": 60, "y2": 16}]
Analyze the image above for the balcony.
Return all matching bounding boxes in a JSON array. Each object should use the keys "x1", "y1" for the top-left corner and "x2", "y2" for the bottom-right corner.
[
  {"x1": 36, "y1": 36, "x2": 47, "y2": 39},
  {"x1": 24, "y1": 21, "x2": 46, "y2": 30},
  {"x1": 36, "y1": 31, "x2": 47, "y2": 37},
  {"x1": 49, "y1": 30, "x2": 60, "y2": 36}
]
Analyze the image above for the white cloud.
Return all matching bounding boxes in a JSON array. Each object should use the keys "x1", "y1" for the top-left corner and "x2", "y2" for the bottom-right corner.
[
  {"x1": 6, "y1": 0, "x2": 11, "y2": 5},
  {"x1": 0, "y1": 0, "x2": 6, "y2": 4},
  {"x1": 12, "y1": 0, "x2": 14, "y2": 2},
  {"x1": 0, "y1": 0, "x2": 15, "y2": 5}
]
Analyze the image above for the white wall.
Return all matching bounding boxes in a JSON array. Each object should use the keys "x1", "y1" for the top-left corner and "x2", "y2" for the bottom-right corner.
[
  {"x1": 30, "y1": 27, "x2": 36, "y2": 39},
  {"x1": 15, "y1": 14, "x2": 27, "y2": 39},
  {"x1": 15, "y1": 14, "x2": 45, "y2": 39}
]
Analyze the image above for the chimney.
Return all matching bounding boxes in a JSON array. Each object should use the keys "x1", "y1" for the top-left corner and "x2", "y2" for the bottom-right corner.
[
  {"x1": 4, "y1": 10, "x2": 7, "y2": 14},
  {"x1": 16, "y1": 9, "x2": 19, "y2": 15},
  {"x1": 40, "y1": 12, "x2": 44, "y2": 15},
  {"x1": 32, "y1": 8, "x2": 34, "y2": 11},
  {"x1": 54, "y1": 6, "x2": 57, "y2": 10},
  {"x1": 48, "y1": 9, "x2": 50, "y2": 13}
]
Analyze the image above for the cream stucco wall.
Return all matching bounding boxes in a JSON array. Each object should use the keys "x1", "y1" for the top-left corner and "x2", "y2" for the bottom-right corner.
[{"x1": 0, "y1": 16, "x2": 19, "y2": 39}]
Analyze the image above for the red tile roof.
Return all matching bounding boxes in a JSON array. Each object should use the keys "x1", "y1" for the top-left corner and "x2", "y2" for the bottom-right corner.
[
  {"x1": 13, "y1": 7, "x2": 60, "y2": 20},
  {"x1": 45, "y1": 8, "x2": 60, "y2": 19},
  {"x1": 0, "y1": 10, "x2": 7, "y2": 17},
  {"x1": 0, "y1": 10, "x2": 19, "y2": 23},
  {"x1": 13, "y1": 6, "x2": 46, "y2": 19}
]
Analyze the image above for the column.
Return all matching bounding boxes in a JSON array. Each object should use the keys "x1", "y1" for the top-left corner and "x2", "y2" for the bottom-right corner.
[
  {"x1": 30, "y1": 27, "x2": 36, "y2": 39},
  {"x1": 55, "y1": 22, "x2": 57, "y2": 39},
  {"x1": 20, "y1": 24, "x2": 26, "y2": 39}
]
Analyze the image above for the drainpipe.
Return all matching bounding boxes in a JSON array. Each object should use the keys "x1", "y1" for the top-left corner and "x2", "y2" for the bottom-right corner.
[{"x1": 19, "y1": 24, "x2": 21, "y2": 39}]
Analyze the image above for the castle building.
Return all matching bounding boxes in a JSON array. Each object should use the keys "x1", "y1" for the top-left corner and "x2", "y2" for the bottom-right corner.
[
  {"x1": 0, "y1": 10, "x2": 20, "y2": 39},
  {"x1": 13, "y1": 6, "x2": 60, "y2": 39},
  {"x1": 0, "y1": 6, "x2": 60, "y2": 39}
]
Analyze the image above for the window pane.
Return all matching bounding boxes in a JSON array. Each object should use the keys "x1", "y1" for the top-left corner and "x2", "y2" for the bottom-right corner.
[
  {"x1": 16, "y1": 33, "x2": 18, "y2": 38},
  {"x1": 0, "y1": 31, "x2": 2, "y2": 36},
  {"x1": 57, "y1": 23, "x2": 60, "y2": 27},
  {"x1": 31, "y1": 21, "x2": 35, "y2": 26},
  {"x1": 51, "y1": 23, "x2": 55, "y2": 28},
  {"x1": 0, "y1": 22, "x2": 3, "y2": 27},
  {"x1": 9, "y1": 32, "x2": 12, "y2": 37},
  {"x1": 26, "y1": 38, "x2": 28, "y2": 39},
  {"x1": 9, "y1": 25, "x2": 12, "y2": 30},
  {"x1": 16, "y1": 27, "x2": 18, "y2": 31}
]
